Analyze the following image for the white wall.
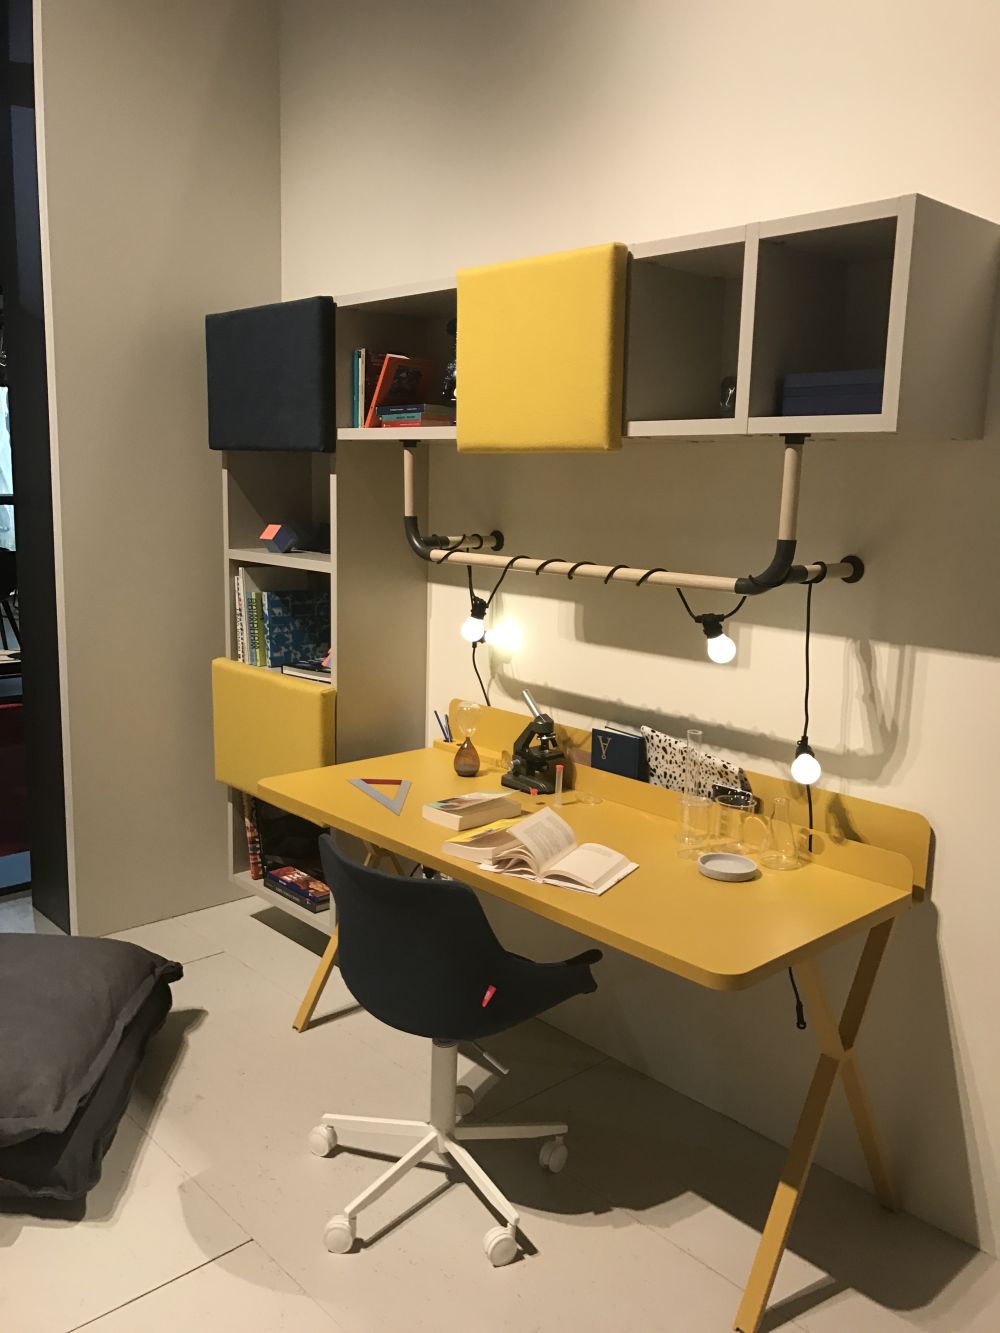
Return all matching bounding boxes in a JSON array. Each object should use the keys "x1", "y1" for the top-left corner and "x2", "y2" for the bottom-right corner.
[
  {"x1": 36, "y1": 0, "x2": 282, "y2": 934},
  {"x1": 279, "y1": 0, "x2": 1000, "y2": 1253}
]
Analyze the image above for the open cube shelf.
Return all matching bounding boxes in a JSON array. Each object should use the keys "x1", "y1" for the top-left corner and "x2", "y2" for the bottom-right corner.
[
  {"x1": 626, "y1": 230, "x2": 749, "y2": 436},
  {"x1": 336, "y1": 281, "x2": 457, "y2": 432}
]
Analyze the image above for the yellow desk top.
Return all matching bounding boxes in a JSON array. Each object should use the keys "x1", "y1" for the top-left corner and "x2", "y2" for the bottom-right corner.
[{"x1": 258, "y1": 747, "x2": 916, "y2": 993}]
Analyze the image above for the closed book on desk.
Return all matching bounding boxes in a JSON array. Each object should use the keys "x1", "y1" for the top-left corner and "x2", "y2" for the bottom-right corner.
[
  {"x1": 591, "y1": 726, "x2": 648, "y2": 782},
  {"x1": 423, "y1": 791, "x2": 520, "y2": 831}
]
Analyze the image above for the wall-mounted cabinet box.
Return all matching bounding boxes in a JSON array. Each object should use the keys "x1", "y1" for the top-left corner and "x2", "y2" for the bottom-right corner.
[
  {"x1": 625, "y1": 228, "x2": 753, "y2": 436},
  {"x1": 626, "y1": 195, "x2": 999, "y2": 441},
  {"x1": 335, "y1": 281, "x2": 457, "y2": 438}
]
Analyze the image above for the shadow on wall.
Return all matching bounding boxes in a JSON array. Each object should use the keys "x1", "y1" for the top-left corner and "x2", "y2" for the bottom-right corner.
[{"x1": 493, "y1": 633, "x2": 917, "y2": 788}]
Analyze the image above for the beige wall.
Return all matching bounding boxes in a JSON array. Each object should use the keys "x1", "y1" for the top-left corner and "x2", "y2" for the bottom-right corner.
[
  {"x1": 36, "y1": 0, "x2": 281, "y2": 934},
  {"x1": 279, "y1": 0, "x2": 1000, "y2": 1253}
]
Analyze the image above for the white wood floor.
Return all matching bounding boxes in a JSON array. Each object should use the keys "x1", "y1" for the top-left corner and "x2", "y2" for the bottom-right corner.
[{"x1": 2, "y1": 894, "x2": 999, "y2": 1333}]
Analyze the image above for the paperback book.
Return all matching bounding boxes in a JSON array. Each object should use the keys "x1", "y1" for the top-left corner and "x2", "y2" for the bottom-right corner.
[
  {"x1": 263, "y1": 865, "x2": 331, "y2": 914},
  {"x1": 478, "y1": 807, "x2": 636, "y2": 895},
  {"x1": 422, "y1": 791, "x2": 521, "y2": 831}
]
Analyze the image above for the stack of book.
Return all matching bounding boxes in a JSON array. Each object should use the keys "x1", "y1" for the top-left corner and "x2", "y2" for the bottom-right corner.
[
  {"x1": 351, "y1": 349, "x2": 451, "y2": 428},
  {"x1": 280, "y1": 656, "x2": 332, "y2": 683},
  {"x1": 377, "y1": 404, "x2": 455, "y2": 428},
  {"x1": 234, "y1": 569, "x2": 331, "y2": 670},
  {"x1": 263, "y1": 865, "x2": 331, "y2": 914}
]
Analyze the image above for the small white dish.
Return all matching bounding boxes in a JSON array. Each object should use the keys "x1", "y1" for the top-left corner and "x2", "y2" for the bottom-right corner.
[{"x1": 697, "y1": 852, "x2": 758, "y2": 883}]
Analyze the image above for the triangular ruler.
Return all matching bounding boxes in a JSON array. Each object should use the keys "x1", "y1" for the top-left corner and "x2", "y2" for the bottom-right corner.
[{"x1": 349, "y1": 777, "x2": 411, "y2": 816}]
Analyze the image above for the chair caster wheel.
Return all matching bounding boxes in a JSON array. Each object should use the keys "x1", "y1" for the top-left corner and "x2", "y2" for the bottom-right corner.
[
  {"x1": 539, "y1": 1136, "x2": 568, "y2": 1173},
  {"x1": 308, "y1": 1125, "x2": 338, "y2": 1157},
  {"x1": 324, "y1": 1214, "x2": 356, "y2": 1254},
  {"x1": 483, "y1": 1224, "x2": 518, "y2": 1267},
  {"x1": 455, "y1": 1084, "x2": 477, "y2": 1118}
]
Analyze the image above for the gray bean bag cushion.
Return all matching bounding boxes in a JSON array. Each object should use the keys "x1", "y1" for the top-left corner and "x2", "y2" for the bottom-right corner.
[{"x1": 0, "y1": 934, "x2": 181, "y2": 1198}]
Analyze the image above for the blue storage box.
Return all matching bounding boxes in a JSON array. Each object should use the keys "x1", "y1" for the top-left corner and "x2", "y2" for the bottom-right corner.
[{"x1": 781, "y1": 368, "x2": 884, "y2": 416}]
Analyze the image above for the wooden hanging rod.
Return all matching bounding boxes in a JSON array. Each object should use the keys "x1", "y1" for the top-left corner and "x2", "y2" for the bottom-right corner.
[{"x1": 401, "y1": 441, "x2": 863, "y2": 597}]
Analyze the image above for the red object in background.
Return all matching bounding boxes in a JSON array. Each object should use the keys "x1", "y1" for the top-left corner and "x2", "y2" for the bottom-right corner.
[{"x1": 0, "y1": 702, "x2": 28, "y2": 856}]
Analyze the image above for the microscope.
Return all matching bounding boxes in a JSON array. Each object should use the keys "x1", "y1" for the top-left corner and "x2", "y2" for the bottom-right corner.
[{"x1": 501, "y1": 690, "x2": 564, "y2": 795}]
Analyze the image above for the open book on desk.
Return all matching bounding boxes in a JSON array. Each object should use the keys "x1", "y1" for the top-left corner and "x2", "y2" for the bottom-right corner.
[{"x1": 476, "y1": 806, "x2": 637, "y2": 895}]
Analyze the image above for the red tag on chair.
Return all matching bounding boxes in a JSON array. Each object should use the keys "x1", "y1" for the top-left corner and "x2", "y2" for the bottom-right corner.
[{"x1": 481, "y1": 985, "x2": 496, "y2": 1007}]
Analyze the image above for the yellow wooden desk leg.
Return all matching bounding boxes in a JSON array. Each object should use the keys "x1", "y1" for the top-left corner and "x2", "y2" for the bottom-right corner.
[
  {"x1": 733, "y1": 923, "x2": 895, "y2": 1333},
  {"x1": 292, "y1": 927, "x2": 339, "y2": 1032},
  {"x1": 291, "y1": 842, "x2": 400, "y2": 1033},
  {"x1": 839, "y1": 921, "x2": 898, "y2": 1210},
  {"x1": 733, "y1": 1051, "x2": 840, "y2": 1333}
]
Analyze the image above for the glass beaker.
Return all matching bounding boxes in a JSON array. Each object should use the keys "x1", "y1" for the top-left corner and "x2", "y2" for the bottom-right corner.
[
  {"x1": 761, "y1": 796, "x2": 799, "y2": 870},
  {"x1": 677, "y1": 728, "x2": 711, "y2": 854},
  {"x1": 713, "y1": 789, "x2": 765, "y2": 854}
]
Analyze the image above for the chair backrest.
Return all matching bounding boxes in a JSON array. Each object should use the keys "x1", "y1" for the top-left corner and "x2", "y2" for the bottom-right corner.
[{"x1": 319, "y1": 833, "x2": 513, "y2": 1039}]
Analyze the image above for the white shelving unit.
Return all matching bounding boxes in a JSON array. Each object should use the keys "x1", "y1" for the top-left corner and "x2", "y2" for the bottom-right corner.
[
  {"x1": 625, "y1": 195, "x2": 998, "y2": 441},
  {"x1": 220, "y1": 437, "x2": 428, "y2": 917},
  {"x1": 226, "y1": 546, "x2": 332, "y2": 574},
  {"x1": 338, "y1": 426, "x2": 456, "y2": 442}
]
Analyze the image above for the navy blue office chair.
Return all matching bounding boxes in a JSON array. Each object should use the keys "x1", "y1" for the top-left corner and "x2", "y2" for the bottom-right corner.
[{"x1": 308, "y1": 833, "x2": 601, "y2": 1266}]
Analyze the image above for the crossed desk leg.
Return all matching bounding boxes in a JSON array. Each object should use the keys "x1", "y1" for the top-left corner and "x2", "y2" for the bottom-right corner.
[
  {"x1": 734, "y1": 919, "x2": 897, "y2": 1333},
  {"x1": 292, "y1": 842, "x2": 406, "y2": 1033}
]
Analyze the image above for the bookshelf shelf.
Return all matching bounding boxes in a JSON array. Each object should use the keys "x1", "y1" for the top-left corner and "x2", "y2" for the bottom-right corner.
[
  {"x1": 625, "y1": 418, "x2": 747, "y2": 439},
  {"x1": 338, "y1": 426, "x2": 456, "y2": 442},
  {"x1": 227, "y1": 546, "x2": 332, "y2": 574},
  {"x1": 232, "y1": 870, "x2": 332, "y2": 929}
]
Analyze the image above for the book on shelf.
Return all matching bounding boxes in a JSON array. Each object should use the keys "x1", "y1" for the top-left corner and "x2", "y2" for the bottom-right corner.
[
  {"x1": 232, "y1": 566, "x2": 330, "y2": 671},
  {"x1": 422, "y1": 790, "x2": 521, "y2": 831},
  {"x1": 280, "y1": 657, "x2": 333, "y2": 683},
  {"x1": 234, "y1": 571, "x2": 248, "y2": 664},
  {"x1": 377, "y1": 403, "x2": 455, "y2": 426},
  {"x1": 241, "y1": 792, "x2": 263, "y2": 880},
  {"x1": 263, "y1": 865, "x2": 331, "y2": 913},
  {"x1": 261, "y1": 587, "x2": 330, "y2": 667},
  {"x1": 479, "y1": 807, "x2": 636, "y2": 895},
  {"x1": 353, "y1": 349, "x2": 393, "y2": 428},
  {"x1": 363, "y1": 354, "x2": 435, "y2": 428}
]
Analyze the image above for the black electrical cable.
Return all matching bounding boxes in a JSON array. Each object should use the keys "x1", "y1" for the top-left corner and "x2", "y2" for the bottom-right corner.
[
  {"x1": 676, "y1": 588, "x2": 747, "y2": 623},
  {"x1": 788, "y1": 968, "x2": 808, "y2": 1030},
  {"x1": 486, "y1": 555, "x2": 525, "y2": 607},
  {"x1": 787, "y1": 577, "x2": 819, "y2": 1032},
  {"x1": 471, "y1": 641, "x2": 490, "y2": 706},
  {"x1": 803, "y1": 579, "x2": 816, "y2": 851}
]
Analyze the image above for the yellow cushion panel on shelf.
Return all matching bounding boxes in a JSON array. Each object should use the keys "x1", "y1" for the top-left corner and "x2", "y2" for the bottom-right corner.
[
  {"x1": 456, "y1": 242, "x2": 628, "y2": 452},
  {"x1": 211, "y1": 658, "x2": 335, "y2": 796}
]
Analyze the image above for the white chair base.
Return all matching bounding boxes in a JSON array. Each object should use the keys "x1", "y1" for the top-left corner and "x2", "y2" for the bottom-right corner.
[{"x1": 308, "y1": 1039, "x2": 568, "y2": 1265}]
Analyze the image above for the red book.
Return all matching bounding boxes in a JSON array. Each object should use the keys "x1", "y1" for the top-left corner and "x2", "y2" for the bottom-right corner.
[{"x1": 364, "y1": 355, "x2": 434, "y2": 428}]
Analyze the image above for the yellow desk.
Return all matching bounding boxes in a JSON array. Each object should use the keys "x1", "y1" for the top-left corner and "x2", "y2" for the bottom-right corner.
[{"x1": 259, "y1": 733, "x2": 927, "y2": 1333}]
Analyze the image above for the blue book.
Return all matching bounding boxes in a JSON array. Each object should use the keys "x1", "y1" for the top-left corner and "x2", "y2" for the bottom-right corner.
[
  {"x1": 352, "y1": 350, "x2": 360, "y2": 427},
  {"x1": 591, "y1": 726, "x2": 648, "y2": 782},
  {"x1": 261, "y1": 588, "x2": 331, "y2": 667}
]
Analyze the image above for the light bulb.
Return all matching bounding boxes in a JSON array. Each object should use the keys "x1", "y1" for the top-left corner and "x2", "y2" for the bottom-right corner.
[
  {"x1": 706, "y1": 631, "x2": 736, "y2": 664},
  {"x1": 791, "y1": 743, "x2": 821, "y2": 785},
  {"x1": 485, "y1": 618, "x2": 523, "y2": 655},
  {"x1": 460, "y1": 614, "x2": 486, "y2": 643}
]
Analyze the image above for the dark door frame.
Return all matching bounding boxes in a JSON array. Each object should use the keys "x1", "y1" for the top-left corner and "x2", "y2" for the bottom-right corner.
[{"x1": 0, "y1": 0, "x2": 71, "y2": 929}]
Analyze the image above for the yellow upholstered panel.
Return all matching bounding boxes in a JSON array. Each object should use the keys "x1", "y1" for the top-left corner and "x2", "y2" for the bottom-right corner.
[
  {"x1": 211, "y1": 658, "x2": 335, "y2": 796},
  {"x1": 456, "y1": 242, "x2": 628, "y2": 452}
]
